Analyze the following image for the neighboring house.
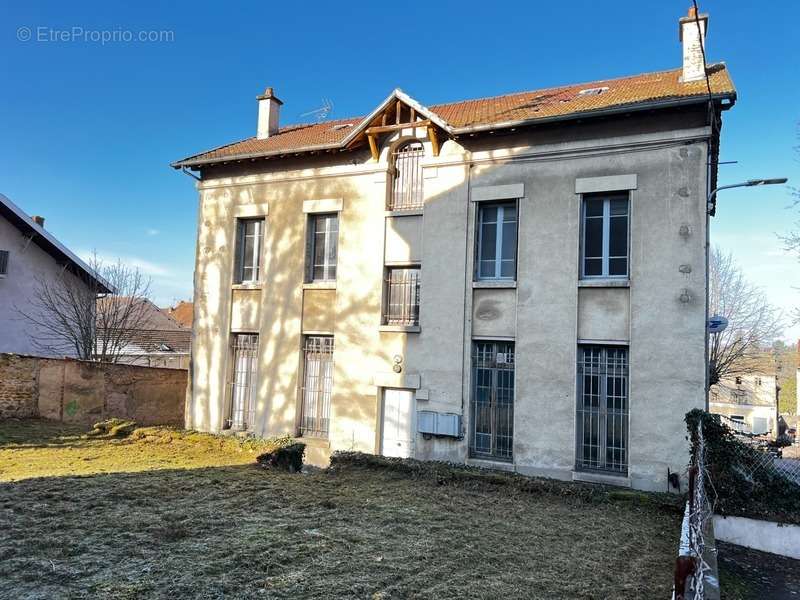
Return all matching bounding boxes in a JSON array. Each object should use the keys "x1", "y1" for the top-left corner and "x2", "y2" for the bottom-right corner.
[
  {"x1": 164, "y1": 301, "x2": 193, "y2": 328},
  {"x1": 710, "y1": 375, "x2": 778, "y2": 436},
  {"x1": 97, "y1": 298, "x2": 191, "y2": 369},
  {"x1": 173, "y1": 8, "x2": 735, "y2": 491},
  {"x1": 0, "y1": 193, "x2": 111, "y2": 356}
]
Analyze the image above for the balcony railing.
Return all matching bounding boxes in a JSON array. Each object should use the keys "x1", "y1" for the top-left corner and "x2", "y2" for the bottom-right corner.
[{"x1": 389, "y1": 142, "x2": 424, "y2": 211}]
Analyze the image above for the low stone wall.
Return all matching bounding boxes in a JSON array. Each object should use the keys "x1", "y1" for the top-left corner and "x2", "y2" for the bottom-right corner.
[{"x1": 0, "y1": 353, "x2": 187, "y2": 426}]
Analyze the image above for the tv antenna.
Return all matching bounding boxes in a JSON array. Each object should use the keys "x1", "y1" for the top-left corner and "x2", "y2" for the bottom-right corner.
[{"x1": 299, "y1": 98, "x2": 333, "y2": 122}]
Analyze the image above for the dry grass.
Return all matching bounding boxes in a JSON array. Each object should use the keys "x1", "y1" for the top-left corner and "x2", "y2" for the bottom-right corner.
[{"x1": 0, "y1": 419, "x2": 681, "y2": 599}]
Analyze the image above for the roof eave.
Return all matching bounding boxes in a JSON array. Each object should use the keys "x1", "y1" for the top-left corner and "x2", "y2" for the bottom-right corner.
[
  {"x1": 174, "y1": 90, "x2": 736, "y2": 169},
  {"x1": 450, "y1": 92, "x2": 737, "y2": 135},
  {"x1": 0, "y1": 194, "x2": 114, "y2": 294}
]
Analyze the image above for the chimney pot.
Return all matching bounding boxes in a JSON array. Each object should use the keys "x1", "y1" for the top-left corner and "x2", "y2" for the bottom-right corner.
[
  {"x1": 679, "y1": 6, "x2": 709, "y2": 83},
  {"x1": 257, "y1": 86, "x2": 283, "y2": 139},
  {"x1": 31, "y1": 215, "x2": 45, "y2": 228}
]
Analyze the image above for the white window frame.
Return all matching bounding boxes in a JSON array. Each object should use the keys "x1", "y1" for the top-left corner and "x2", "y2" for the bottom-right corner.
[
  {"x1": 307, "y1": 213, "x2": 339, "y2": 282},
  {"x1": 581, "y1": 193, "x2": 629, "y2": 279},
  {"x1": 235, "y1": 218, "x2": 264, "y2": 283},
  {"x1": 476, "y1": 201, "x2": 517, "y2": 281}
]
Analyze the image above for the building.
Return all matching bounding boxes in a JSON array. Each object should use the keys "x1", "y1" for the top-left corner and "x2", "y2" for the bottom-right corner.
[
  {"x1": 163, "y1": 300, "x2": 193, "y2": 328},
  {"x1": 710, "y1": 374, "x2": 778, "y2": 436},
  {"x1": 173, "y1": 8, "x2": 736, "y2": 491},
  {"x1": 0, "y1": 193, "x2": 111, "y2": 356},
  {"x1": 97, "y1": 298, "x2": 191, "y2": 369}
]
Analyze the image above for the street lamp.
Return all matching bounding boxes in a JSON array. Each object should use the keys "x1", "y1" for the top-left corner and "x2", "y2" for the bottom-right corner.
[{"x1": 707, "y1": 178, "x2": 788, "y2": 216}]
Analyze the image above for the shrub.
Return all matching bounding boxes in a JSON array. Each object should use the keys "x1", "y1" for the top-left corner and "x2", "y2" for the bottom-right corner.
[
  {"x1": 685, "y1": 409, "x2": 800, "y2": 524},
  {"x1": 256, "y1": 438, "x2": 305, "y2": 473},
  {"x1": 87, "y1": 418, "x2": 137, "y2": 438}
]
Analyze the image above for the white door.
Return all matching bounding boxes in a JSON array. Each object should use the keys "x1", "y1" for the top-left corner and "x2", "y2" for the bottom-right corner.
[{"x1": 381, "y1": 389, "x2": 415, "y2": 458}]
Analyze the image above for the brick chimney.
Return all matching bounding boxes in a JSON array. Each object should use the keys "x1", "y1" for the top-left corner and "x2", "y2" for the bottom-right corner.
[
  {"x1": 679, "y1": 6, "x2": 709, "y2": 83},
  {"x1": 31, "y1": 215, "x2": 45, "y2": 228},
  {"x1": 256, "y1": 87, "x2": 283, "y2": 139}
]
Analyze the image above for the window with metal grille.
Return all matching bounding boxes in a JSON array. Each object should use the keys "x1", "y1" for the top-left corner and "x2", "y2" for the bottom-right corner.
[
  {"x1": 383, "y1": 267, "x2": 420, "y2": 326},
  {"x1": 470, "y1": 341, "x2": 514, "y2": 461},
  {"x1": 234, "y1": 219, "x2": 264, "y2": 283},
  {"x1": 0, "y1": 250, "x2": 8, "y2": 276},
  {"x1": 300, "y1": 336, "x2": 334, "y2": 437},
  {"x1": 576, "y1": 345, "x2": 628, "y2": 474},
  {"x1": 581, "y1": 193, "x2": 629, "y2": 278},
  {"x1": 306, "y1": 213, "x2": 338, "y2": 282},
  {"x1": 389, "y1": 141, "x2": 424, "y2": 211},
  {"x1": 476, "y1": 201, "x2": 517, "y2": 280},
  {"x1": 227, "y1": 334, "x2": 258, "y2": 430}
]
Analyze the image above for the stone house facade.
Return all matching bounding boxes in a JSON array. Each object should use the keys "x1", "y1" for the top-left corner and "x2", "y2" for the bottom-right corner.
[{"x1": 173, "y1": 8, "x2": 735, "y2": 491}]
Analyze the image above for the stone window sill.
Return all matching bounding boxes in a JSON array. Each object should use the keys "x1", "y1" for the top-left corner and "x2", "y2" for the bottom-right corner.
[
  {"x1": 385, "y1": 209, "x2": 424, "y2": 217},
  {"x1": 232, "y1": 283, "x2": 262, "y2": 291},
  {"x1": 578, "y1": 279, "x2": 630, "y2": 288},
  {"x1": 302, "y1": 281, "x2": 336, "y2": 290},
  {"x1": 473, "y1": 280, "x2": 517, "y2": 289},
  {"x1": 379, "y1": 324, "x2": 421, "y2": 333}
]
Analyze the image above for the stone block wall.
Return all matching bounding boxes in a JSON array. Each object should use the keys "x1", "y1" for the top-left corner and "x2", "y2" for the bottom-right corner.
[{"x1": 0, "y1": 353, "x2": 187, "y2": 425}]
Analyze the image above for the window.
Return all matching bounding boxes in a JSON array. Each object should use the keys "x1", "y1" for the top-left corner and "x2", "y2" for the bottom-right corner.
[
  {"x1": 0, "y1": 250, "x2": 8, "y2": 277},
  {"x1": 389, "y1": 141, "x2": 424, "y2": 211},
  {"x1": 300, "y1": 336, "x2": 334, "y2": 437},
  {"x1": 383, "y1": 267, "x2": 420, "y2": 326},
  {"x1": 470, "y1": 341, "x2": 515, "y2": 461},
  {"x1": 227, "y1": 334, "x2": 258, "y2": 430},
  {"x1": 234, "y1": 219, "x2": 264, "y2": 283},
  {"x1": 735, "y1": 376, "x2": 742, "y2": 385},
  {"x1": 576, "y1": 345, "x2": 628, "y2": 474},
  {"x1": 581, "y1": 193, "x2": 629, "y2": 278},
  {"x1": 306, "y1": 213, "x2": 338, "y2": 282},
  {"x1": 476, "y1": 202, "x2": 517, "y2": 280},
  {"x1": 755, "y1": 377, "x2": 762, "y2": 386}
]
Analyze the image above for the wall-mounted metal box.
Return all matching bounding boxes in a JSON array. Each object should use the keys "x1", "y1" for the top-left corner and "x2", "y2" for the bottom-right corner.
[{"x1": 417, "y1": 410, "x2": 461, "y2": 438}]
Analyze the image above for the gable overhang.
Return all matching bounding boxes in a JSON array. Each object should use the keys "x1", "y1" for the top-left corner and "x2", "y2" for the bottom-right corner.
[{"x1": 0, "y1": 193, "x2": 114, "y2": 293}]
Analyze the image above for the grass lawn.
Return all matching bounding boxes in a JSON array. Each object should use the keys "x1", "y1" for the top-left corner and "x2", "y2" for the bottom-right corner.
[{"x1": 0, "y1": 419, "x2": 681, "y2": 599}]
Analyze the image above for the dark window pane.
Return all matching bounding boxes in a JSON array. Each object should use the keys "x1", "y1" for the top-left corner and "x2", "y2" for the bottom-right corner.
[
  {"x1": 584, "y1": 257, "x2": 602, "y2": 276},
  {"x1": 501, "y1": 203, "x2": 516, "y2": 223},
  {"x1": 480, "y1": 206, "x2": 498, "y2": 224},
  {"x1": 610, "y1": 198, "x2": 628, "y2": 216},
  {"x1": 479, "y1": 260, "x2": 495, "y2": 278},
  {"x1": 501, "y1": 221, "x2": 517, "y2": 262},
  {"x1": 609, "y1": 215, "x2": 628, "y2": 257},
  {"x1": 584, "y1": 217, "x2": 603, "y2": 258},
  {"x1": 609, "y1": 257, "x2": 627, "y2": 276},
  {"x1": 480, "y1": 222, "x2": 497, "y2": 260},
  {"x1": 585, "y1": 198, "x2": 604, "y2": 217}
]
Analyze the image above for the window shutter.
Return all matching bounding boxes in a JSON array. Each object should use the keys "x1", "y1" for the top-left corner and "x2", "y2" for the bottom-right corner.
[{"x1": 0, "y1": 250, "x2": 8, "y2": 276}]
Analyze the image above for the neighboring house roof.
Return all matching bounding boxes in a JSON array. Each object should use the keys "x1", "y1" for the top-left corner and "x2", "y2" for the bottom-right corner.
[
  {"x1": 163, "y1": 301, "x2": 193, "y2": 328},
  {"x1": 0, "y1": 193, "x2": 113, "y2": 293},
  {"x1": 123, "y1": 329, "x2": 191, "y2": 355},
  {"x1": 97, "y1": 298, "x2": 191, "y2": 357},
  {"x1": 173, "y1": 64, "x2": 736, "y2": 169}
]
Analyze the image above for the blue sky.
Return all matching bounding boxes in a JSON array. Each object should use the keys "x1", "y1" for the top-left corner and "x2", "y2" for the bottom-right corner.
[{"x1": 2, "y1": 1, "x2": 798, "y2": 336}]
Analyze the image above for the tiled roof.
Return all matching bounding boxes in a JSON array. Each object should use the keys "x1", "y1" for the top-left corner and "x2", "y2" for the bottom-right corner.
[
  {"x1": 173, "y1": 64, "x2": 735, "y2": 168},
  {"x1": 163, "y1": 301, "x2": 193, "y2": 328},
  {"x1": 122, "y1": 329, "x2": 192, "y2": 354}
]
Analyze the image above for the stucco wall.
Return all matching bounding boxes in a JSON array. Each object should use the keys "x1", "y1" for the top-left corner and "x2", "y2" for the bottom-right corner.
[
  {"x1": 188, "y1": 109, "x2": 711, "y2": 491},
  {"x1": 0, "y1": 216, "x2": 91, "y2": 357},
  {"x1": 0, "y1": 353, "x2": 186, "y2": 425}
]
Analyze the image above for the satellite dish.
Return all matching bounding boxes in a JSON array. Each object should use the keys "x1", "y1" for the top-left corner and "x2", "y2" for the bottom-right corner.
[{"x1": 707, "y1": 315, "x2": 728, "y2": 334}]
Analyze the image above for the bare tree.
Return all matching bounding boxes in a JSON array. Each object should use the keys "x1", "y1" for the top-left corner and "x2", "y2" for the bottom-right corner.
[
  {"x1": 708, "y1": 246, "x2": 783, "y2": 386},
  {"x1": 18, "y1": 254, "x2": 152, "y2": 361},
  {"x1": 780, "y1": 125, "x2": 800, "y2": 322}
]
